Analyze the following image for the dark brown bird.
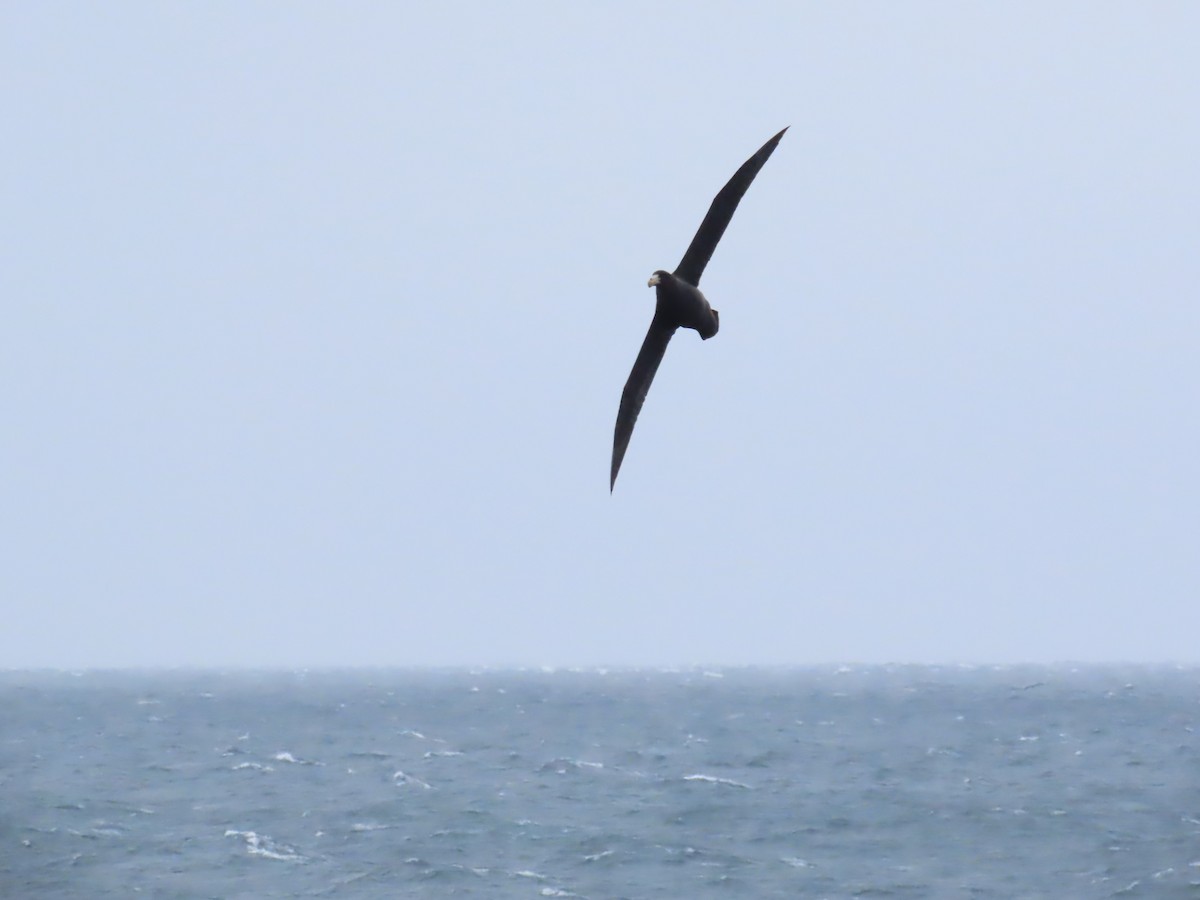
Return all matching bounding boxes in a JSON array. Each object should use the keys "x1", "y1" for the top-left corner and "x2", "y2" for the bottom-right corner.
[{"x1": 610, "y1": 127, "x2": 788, "y2": 491}]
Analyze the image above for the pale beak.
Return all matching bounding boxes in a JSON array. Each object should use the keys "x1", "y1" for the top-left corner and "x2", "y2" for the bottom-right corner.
[{"x1": 647, "y1": 272, "x2": 661, "y2": 287}]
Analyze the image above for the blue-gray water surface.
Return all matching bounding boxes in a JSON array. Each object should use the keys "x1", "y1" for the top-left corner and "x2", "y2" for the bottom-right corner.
[{"x1": 2, "y1": 666, "x2": 1198, "y2": 898}]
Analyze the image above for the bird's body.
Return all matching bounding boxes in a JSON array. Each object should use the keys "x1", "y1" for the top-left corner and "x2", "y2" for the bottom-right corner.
[
  {"x1": 648, "y1": 270, "x2": 719, "y2": 339},
  {"x1": 610, "y1": 128, "x2": 788, "y2": 490}
]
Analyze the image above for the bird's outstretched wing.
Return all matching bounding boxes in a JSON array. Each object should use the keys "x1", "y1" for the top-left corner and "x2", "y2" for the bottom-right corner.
[
  {"x1": 673, "y1": 127, "x2": 788, "y2": 287},
  {"x1": 611, "y1": 315, "x2": 678, "y2": 490}
]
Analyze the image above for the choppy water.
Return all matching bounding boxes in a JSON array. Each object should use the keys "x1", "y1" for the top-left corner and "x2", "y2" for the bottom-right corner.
[{"x1": 2, "y1": 666, "x2": 1198, "y2": 898}]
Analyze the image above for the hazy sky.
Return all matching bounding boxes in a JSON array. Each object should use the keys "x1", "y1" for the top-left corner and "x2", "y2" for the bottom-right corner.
[{"x1": 3, "y1": 4, "x2": 1198, "y2": 668}]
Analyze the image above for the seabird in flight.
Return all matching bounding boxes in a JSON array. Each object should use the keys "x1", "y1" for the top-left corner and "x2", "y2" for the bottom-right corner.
[{"x1": 610, "y1": 127, "x2": 788, "y2": 491}]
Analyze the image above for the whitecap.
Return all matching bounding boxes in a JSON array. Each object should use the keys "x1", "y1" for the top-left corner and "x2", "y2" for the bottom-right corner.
[
  {"x1": 232, "y1": 762, "x2": 273, "y2": 772},
  {"x1": 781, "y1": 856, "x2": 811, "y2": 868},
  {"x1": 273, "y1": 751, "x2": 321, "y2": 766},
  {"x1": 224, "y1": 829, "x2": 304, "y2": 862},
  {"x1": 542, "y1": 757, "x2": 605, "y2": 775},
  {"x1": 683, "y1": 774, "x2": 752, "y2": 789},
  {"x1": 392, "y1": 770, "x2": 432, "y2": 789}
]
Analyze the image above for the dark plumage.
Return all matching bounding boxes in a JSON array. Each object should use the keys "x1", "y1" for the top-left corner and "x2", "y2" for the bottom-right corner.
[{"x1": 610, "y1": 127, "x2": 788, "y2": 491}]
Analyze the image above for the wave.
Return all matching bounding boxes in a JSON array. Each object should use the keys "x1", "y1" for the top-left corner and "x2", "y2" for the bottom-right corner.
[
  {"x1": 399, "y1": 729, "x2": 446, "y2": 743},
  {"x1": 224, "y1": 829, "x2": 304, "y2": 862},
  {"x1": 540, "y1": 757, "x2": 607, "y2": 775},
  {"x1": 682, "y1": 773, "x2": 752, "y2": 789},
  {"x1": 392, "y1": 769, "x2": 432, "y2": 789},
  {"x1": 231, "y1": 761, "x2": 273, "y2": 773},
  {"x1": 781, "y1": 856, "x2": 812, "y2": 868},
  {"x1": 272, "y1": 751, "x2": 321, "y2": 766}
]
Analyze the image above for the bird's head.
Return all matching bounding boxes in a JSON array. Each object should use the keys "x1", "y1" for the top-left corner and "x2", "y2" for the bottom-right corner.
[{"x1": 647, "y1": 270, "x2": 670, "y2": 288}]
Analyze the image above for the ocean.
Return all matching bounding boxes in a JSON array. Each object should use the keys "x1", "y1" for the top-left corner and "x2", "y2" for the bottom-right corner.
[{"x1": 2, "y1": 665, "x2": 1197, "y2": 898}]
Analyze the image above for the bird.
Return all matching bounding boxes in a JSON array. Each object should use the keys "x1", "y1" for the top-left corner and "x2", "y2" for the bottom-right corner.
[{"x1": 609, "y1": 127, "x2": 788, "y2": 491}]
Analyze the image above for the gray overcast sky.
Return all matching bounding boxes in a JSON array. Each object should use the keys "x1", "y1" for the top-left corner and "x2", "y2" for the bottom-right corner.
[{"x1": 3, "y1": 3, "x2": 1198, "y2": 668}]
